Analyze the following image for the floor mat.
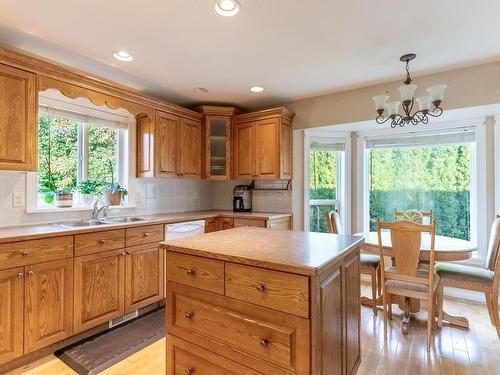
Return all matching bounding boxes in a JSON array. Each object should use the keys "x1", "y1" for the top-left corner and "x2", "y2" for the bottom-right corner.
[{"x1": 56, "y1": 308, "x2": 165, "y2": 374}]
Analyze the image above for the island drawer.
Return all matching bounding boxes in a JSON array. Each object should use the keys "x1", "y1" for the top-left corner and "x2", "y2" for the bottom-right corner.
[
  {"x1": 168, "y1": 283, "x2": 309, "y2": 374},
  {"x1": 225, "y1": 263, "x2": 310, "y2": 318},
  {"x1": 75, "y1": 229, "x2": 125, "y2": 256},
  {"x1": 126, "y1": 224, "x2": 163, "y2": 247},
  {"x1": 167, "y1": 252, "x2": 224, "y2": 295},
  {"x1": 0, "y1": 236, "x2": 73, "y2": 270},
  {"x1": 167, "y1": 335, "x2": 262, "y2": 375}
]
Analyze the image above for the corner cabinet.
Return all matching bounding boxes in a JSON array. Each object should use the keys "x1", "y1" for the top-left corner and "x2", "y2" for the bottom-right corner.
[
  {"x1": 232, "y1": 108, "x2": 293, "y2": 180},
  {"x1": 0, "y1": 64, "x2": 37, "y2": 171},
  {"x1": 196, "y1": 106, "x2": 241, "y2": 180}
]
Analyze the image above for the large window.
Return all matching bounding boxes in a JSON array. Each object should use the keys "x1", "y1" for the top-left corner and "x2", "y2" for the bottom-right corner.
[
  {"x1": 305, "y1": 133, "x2": 350, "y2": 233},
  {"x1": 33, "y1": 94, "x2": 131, "y2": 210},
  {"x1": 363, "y1": 127, "x2": 477, "y2": 242}
]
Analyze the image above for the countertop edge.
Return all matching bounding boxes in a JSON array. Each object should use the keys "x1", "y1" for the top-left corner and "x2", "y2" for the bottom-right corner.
[
  {"x1": 162, "y1": 233, "x2": 366, "y2": 277},
  {"x1": 0, "y1": 211, "x2": 292, "y2": 244}
]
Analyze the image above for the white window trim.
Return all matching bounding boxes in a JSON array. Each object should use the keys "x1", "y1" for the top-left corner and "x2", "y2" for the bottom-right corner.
[
  {"x1": 356, "y1": 118, "x2": 488, "y2": 258},
  {"x1": 304, "y1": 129, "x2": 351, "y2": 234},
  {"x1": 26, "y1": 91, "x2": 137, "y2": 213},
  {"x1": 495, "y1": 115, "x2": 500, "y2": 216}
]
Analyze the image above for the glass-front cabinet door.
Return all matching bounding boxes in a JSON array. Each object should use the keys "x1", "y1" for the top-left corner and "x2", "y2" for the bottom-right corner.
[{"x1": 206, "y1": 116, "x2": 231, "y2": 179}]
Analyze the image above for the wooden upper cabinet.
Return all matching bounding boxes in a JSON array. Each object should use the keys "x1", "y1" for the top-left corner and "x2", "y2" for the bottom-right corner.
[
  {"x1": 0, "y1": 267, "x2": 24, "y2": 365},
  {"x1": 155, "y1": 110, "x2": 179, "y2": 177},
  {"x1": 136, "y1": 113, "x2": 155, "y2": 178},
  {"x1": 0, "y1": 64, "x2": 37, "y2": 171},
  {"x1": 255, "y1": 118, "x2": 280, "y2": 178},
  {"x1": 24, "y1": 258, "x2": 73, "y2": 353},
  {"x1": 233, "y1": 122, "x2": 255, "y2": 179},
  {"x1": 179, "y1": 118, "x2": 202, "y2": 178},
  {"x1": 232, "y1": 108, "x2": 294, "y2": 180}
]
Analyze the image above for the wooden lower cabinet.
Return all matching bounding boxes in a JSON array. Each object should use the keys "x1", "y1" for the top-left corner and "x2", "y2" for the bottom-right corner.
[
  {"x1": 24, "y1": 259, "x2": 73, "y2": 353},
  {"x1": 217, "y1": 217, "x2": 234, "y2": 231},
  {"x1": 315, "y1": 250, "x2": 361, "y2": 375},
  {"x1": 167, "y1": 335, "x2": 262, "y2": 375},
  {"x1": 125, "y1": 243, "x2": 164, "y2": 312},
  {"x1": 0, "y1": 267, "x2": 24, "y2": 364},
  {"x1": 205, "y1": 218, "x2": 218, "y2": 233},
  {"x1": 268, "y1": 217, "x2": 292, "y2": 230},
  {"x1": 74, "y1": 249, "x2": 125, "y2": 333}
]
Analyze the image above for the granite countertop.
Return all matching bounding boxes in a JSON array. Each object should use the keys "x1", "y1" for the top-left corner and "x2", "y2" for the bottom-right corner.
[
  {"x1": 0, "y1": 210, "x2": 292, "y2": 243},
  {"x1": 161, "y1": 226, "x2": 364, "y2": 276}
]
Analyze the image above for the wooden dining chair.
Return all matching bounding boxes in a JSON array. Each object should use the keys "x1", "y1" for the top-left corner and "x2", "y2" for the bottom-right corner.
[
  {"x1": 327, "y1": 211, "x2": 381, "y2": 315},
  {"x1": 435, "y1": 215, "x2": 500, "y2": 338},
  {"x1": 377, "y1": 218, "x2": 443, "y2": 351},
  {"x1": 395, "y1": 209, "x2": 433, "y2": 224}
]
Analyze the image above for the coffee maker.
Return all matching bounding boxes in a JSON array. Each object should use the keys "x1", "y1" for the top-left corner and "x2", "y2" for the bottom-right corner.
[{"x1": 233, "y1": 184, "x2": 252, "y2": 212}]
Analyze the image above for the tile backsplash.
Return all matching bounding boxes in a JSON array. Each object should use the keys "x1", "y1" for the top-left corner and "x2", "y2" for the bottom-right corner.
[{"x1": 0, "y1": 172, "x2": 291, "y2": 227}]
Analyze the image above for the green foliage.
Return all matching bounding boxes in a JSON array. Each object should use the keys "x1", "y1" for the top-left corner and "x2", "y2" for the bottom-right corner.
[
  {"x1": 309, "y1": 150, "x2": 336, "y2": 194},
  {"x1": 88, "y1": 125, "x2": 117, "y2": 183},
  {"x1": 369, "y1": 144, "x2": 472, "y2": 240},
  {"x1": 77, "y1": 180, "x2": 102, "y2": 195}
]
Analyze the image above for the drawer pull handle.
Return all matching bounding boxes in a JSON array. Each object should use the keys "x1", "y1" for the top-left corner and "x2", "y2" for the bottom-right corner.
[
  {"x1": 186, "y1": 368, "x2": 195, "y2": 375},
  {"x1": 27, "y1": 271, "x2": 34, "y2": 277},
  {"x1": 99, "y1": 240, "x2": 108, "y2": 244},
  {"x1": 121, "y1": 252, "x2": 126, "y2": 256},
  {"x1": 185, "y1": 312, "x2": 194, "y2": 320},
  {"x1": 256, "y1": 284, "x2": 265, "y2": 292},
  {"x1": 21, "y1": 251, "x2": 29, "y2": 256},
  {"x1": 143, "y1": 232, "x2": 151, "y2": 237},
  {"x1": 17, "y1": 272, "x2": 24, "y2": 279},
  {"x1": 186, "y1": 269, "x2": 195, "y2": 276},
  {"x1": 259, "y1": 337, "x2": 269, "y2": 348}
]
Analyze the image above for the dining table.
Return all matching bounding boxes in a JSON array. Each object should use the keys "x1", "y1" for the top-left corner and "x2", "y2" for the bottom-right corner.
[{"x1": 355, "y1": 231, "x2": 477, "y2": 332}]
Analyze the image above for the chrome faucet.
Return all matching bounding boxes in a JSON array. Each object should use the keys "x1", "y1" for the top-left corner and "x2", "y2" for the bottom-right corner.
[{"x1": 92, "y1": 201, "x2": 109, "y2": 221}]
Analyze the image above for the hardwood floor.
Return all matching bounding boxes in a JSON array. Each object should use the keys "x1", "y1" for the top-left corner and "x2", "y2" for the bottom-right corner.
[{"x1": 8, "y1": 282, "x2": 499, "y2": 375}]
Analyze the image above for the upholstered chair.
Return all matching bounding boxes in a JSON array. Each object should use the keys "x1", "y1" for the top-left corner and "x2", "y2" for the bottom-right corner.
[{"x1": 435, "y1": 216, "x2": 500, "y2": 338}]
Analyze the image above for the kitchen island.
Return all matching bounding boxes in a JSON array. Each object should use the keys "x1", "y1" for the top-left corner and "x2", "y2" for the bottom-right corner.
[{"x1": 161, "y1": 227, "x2": 364, "y2": 375}]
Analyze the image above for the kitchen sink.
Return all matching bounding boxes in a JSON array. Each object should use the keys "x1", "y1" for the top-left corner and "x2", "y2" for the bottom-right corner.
[
  {"x1": 101, "y1": 217, "x2": 146, "y2": 224},
  {"x1": 55, "y1": 217, "x2": 147, "y2": 228},
  {"x1": 55, "y1": 219, "x2": 108, "y2": 227}
]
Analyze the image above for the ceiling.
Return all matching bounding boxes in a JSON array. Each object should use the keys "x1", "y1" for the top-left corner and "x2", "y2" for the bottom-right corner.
[{"x1": 0, "y1": 0, "x2": 499, "y2": 109}]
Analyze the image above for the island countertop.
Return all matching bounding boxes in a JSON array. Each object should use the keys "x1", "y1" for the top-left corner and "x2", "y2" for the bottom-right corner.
[{"x1": 161, "y1": 226, "x2": 364, "y2": 276}]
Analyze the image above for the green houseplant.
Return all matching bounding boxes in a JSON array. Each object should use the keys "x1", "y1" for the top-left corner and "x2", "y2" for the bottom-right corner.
[
  {"x1": 77, "y1": 180, "x2": 101, "y2": 206},
  {"x1": 103, "y1": 161, "x2": 127, "y2": 206}
]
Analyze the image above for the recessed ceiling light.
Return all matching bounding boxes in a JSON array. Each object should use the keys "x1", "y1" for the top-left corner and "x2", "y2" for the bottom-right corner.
[
  {"x1": 113, "y1": 51, "x2": 133, "y2": 62},
  {"x1": 214, "y1": 0, "x2": 240, "y2": 16},
  {"x1": 250, "y1": 86, "x2": 264, "y2": 93},
  {"x1": 194, "y1": 87, "x2": 209, "y2": 94}
]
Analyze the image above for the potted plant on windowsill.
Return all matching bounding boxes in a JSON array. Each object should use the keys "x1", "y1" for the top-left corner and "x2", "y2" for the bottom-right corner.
[
  {"x1": 103, "y1": 161, "x2": 127, "y2": 206},
  {"x1": 77, "y1": 180, "x2": 101, "y2": 207},
  {"x1": 54, "y1": 189, "x2": 74, "y2": 208}
]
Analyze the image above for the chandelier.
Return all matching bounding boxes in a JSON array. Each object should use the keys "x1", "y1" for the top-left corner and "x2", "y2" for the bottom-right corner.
[{"x1": 372, "y1": 54, "x2": 446, "y2": 128}]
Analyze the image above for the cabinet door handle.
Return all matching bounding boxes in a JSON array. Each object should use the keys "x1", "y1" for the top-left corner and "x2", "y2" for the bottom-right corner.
[
  {"x1": 17, "y1": 272, "x2": 24, "y2": 279},
  {"x1": 186, "y1": 269, "x2": 195, "y2": 276},
  {"x1": 126, "y1": 251, "x2": 131, "y2": 255},
  {"x1": 27, "y1": 271, "x2": 34, "y2": 277},
  {"x1": 99, "y1": 239, "x2": 108, "y2": 244},
  {"x1": 259, "y1": 337, "x2": 269, "y2": 347},
  {"x1": 21, "y1": 251, "x2": 29, "y2": 256},
  {"x1": 185, "y1": 312, "x2": 194, "y2": 320},
  {"x1": 143, "y1": 232, "x2": 151, "y2": 237},
  {"x1": 121, "y1": 252, "x2": 126, "y2": 256},
  {"x1": 256, "y1": 284, "x2": 265, "y2": 292},
  {"x1": 186, "y1": 368, "x2": 195, "y2": 375}
]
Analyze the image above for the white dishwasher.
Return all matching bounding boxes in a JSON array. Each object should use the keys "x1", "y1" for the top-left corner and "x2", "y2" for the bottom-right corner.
[
  {"x1": 164, "y1": 220, "x2": 206, "y2": 298},
  {"x1": 164, "y1": 220, "x2": 206, "y2": 241}
]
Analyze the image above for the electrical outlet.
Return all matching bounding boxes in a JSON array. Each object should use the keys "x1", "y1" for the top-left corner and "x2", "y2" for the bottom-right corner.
[
  {"x1": 265, "y1": 192, "x2": 272, "y2": 201},
  {"x1": 135, "y1": 191, "x2": 142, "y2": 202},
  {"x1": 13, "y1": 192, "x2": 25, "y2": 208}
]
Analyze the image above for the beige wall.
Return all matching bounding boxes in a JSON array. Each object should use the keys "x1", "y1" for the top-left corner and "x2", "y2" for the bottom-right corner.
[
  {"x1": 289, "y1": 61, "x2": 500, "y2": 232},
  {"x1": 285, "y1": 62, "x2": 500, "y2": 130}
]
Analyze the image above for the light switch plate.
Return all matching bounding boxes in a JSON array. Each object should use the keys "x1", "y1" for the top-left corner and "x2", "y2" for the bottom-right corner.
[{"x1": 13, "y1": 192, "x2": 25, "y2": 208}]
